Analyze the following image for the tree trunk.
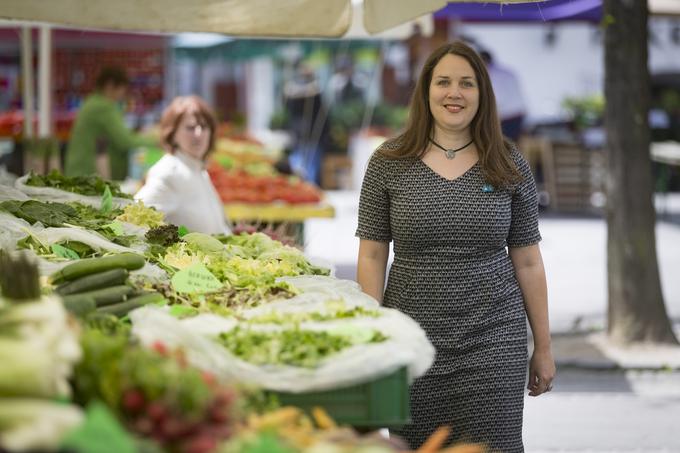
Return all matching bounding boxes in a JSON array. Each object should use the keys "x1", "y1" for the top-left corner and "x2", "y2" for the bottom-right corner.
[{"x1": 604, "y1": 0, "x2": 677, "y2": 345}]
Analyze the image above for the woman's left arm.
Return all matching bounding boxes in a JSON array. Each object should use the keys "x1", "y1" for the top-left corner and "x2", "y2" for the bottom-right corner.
[{"x1": 509, "y1": 244, "x2": 556, "y2": 397}]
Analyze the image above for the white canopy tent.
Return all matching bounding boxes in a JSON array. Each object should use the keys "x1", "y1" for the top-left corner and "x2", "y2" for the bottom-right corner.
[
  {"x1": 0, "y1": 0, "x2": 543, "y2": 139},
  {"x1": 0, "y1": 1, "x2": 544, "y2": 38}
]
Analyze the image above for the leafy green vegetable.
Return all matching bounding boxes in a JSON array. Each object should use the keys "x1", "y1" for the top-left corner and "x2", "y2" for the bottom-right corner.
[
  {"x1": 51, "y1": 244, "x2": 80, "y2": 260},
  {"x1": 217, "y1": 327, "x2": 386, "y2": 368},
  {"x1": 0, "y1": 199, "x2": 79, "y2": 227},
  {"x1": 17, "y1": 235, "x2": 99, "y2": 260},
  {"x1": 115, "y1": 201, "x2": 165, "y2": 228},
  {"x1": 247, "y1": 304, "x2": 381, "y2": 324},
  {"x1": 60, "y1": 401, "x2": 137, "y2": 453},
  {"x1": 182, "y1": 232, "x2": 224, "y2": 253},
  {"x1": 145, "y1": 224, "x2": 180, "y2": 247},
  {"x1": 74, "y1": 325, "x2": 212, "y2": 418},
  {"x1": 101, "y1": 185, "x2": 113, "y2": 214},
  {"x1": 26, "y1": 170, "x2": 132, "y2": 199},
  {"x1": 2, "y1": 200, "x2": 136, "y2": 257},
  {"x1": 157, "y1": 232, "x2": 331, "y2": 310}
]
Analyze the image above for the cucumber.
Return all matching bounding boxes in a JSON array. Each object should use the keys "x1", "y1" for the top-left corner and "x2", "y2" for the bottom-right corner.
[
  {"x1": 61, "y1": 295, "x2": 96, "y2": 317},
  {"x1": 55, "y1": 268, "x2": 129, "y2": 295},
  {"x1": 50, "y1": 253, "x2": 145, "y2": 284},
  {"x1": 96, "y1": 293, "x2": 165, "y2": 317},
  {"x1": 70, "y1": 285, "x2": 135, "y2": 307}
]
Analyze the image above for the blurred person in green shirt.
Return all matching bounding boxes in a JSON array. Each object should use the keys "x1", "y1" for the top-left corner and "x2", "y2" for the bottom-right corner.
[{"x1": 64, "y1": 66, "x2": 155, "y2": 180}]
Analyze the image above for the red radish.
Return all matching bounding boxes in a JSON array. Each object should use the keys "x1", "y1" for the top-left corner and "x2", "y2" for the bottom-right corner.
[{"x1": 122, "y1": 389, "x2": 145, "y2": 413}]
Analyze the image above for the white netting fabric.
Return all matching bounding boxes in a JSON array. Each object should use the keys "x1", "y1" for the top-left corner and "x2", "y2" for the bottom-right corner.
[{"x1": 130, "y1": 287, "x2": 434, "y2": 393}]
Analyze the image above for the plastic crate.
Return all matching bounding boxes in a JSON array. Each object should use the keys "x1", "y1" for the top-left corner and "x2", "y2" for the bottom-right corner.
[{"x1": 270, "y1": 366, "x2": 410, "y2": 428}]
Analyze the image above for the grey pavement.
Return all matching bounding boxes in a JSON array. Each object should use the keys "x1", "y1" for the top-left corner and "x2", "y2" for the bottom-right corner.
[{"x1": 523, "y1": 369, "x2": 680, "y2": 453}]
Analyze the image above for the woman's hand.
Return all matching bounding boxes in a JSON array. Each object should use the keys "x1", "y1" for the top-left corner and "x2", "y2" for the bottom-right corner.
[{"x1": 528, "y1": 348, "x2": 556, "y2": 397}]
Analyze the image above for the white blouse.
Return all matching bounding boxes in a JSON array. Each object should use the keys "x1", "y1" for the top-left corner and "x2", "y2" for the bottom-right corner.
[{"x1": 135, "y1": 151, "x2": 231, "y2": 235}]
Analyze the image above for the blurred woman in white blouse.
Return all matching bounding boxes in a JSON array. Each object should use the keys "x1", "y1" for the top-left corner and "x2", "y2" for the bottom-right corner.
[{"x1": 135, "y1": 96, "x2": 230, "y2": 234}]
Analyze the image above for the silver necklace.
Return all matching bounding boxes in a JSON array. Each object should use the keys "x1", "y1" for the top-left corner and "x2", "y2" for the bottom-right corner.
[{"x1": 429, "y1": 137, "x2": 474, "y2": 159}]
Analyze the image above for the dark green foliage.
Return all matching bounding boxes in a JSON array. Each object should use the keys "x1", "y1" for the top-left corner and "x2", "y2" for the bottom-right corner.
[
  {"x1": 145, "y1": 225, "x2": 180, "y2": 247},
  {"x1": 26, "y1": 170, "x2": 132, "y2": 199}
]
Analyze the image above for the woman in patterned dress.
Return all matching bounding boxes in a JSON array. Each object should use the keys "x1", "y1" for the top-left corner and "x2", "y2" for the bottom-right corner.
[{"x1": 355, "y1": 41, "x2": 555, "y2": 452}]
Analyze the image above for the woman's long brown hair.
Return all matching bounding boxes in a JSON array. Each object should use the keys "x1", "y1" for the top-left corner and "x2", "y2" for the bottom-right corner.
[{"x1": 379, "y1": 41, "x2": 521, "y2": 188}]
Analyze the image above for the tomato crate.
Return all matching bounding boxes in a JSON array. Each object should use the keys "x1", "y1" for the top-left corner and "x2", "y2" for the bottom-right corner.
[{"x1": 269, "y1": 366, "x2": 410, "y2": 428}]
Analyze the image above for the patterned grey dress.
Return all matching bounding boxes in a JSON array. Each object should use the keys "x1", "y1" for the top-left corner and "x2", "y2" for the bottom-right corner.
[{"x1": 356, "y1": 147, "x2": 541, "y2": 452}]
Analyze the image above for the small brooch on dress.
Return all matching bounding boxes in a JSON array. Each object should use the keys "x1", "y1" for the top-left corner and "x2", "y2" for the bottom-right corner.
[{"x1": 482, "y1": 183, "x2": 495, "y2": 193}]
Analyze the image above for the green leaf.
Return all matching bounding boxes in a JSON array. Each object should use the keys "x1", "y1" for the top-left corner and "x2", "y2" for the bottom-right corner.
[
  {"x1": 168, "y1": 304, "x2": 200, "y2": 318},
  {"x1": 178, "y1": 225, "x2": 189, "y2": 237},
  {"x1": 61, "y1": 401, "x2": 137, "y2": 453},
  {"x1": 104, "y1": 221, "x2": 125, "y2": 236},
  {"x1": 51, "y1": 243, "x2": 80, "y2": 260},
  {"x1": 238, "y1": 432, "x2": 297, "y2": 453},
  {"x1": 101, "y1": 185, "x2": 113, "y2": 214}
]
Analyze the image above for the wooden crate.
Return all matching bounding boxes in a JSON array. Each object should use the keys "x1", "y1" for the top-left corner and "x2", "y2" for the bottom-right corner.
[
  {"x1": 519, "y1": 136, "x2": 606, "y2": 213},
  {"x1": 548, "y1": 143, "x2": 605, "y2": 213}
]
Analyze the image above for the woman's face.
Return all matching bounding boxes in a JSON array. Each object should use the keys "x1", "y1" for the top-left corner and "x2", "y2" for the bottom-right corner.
[
  {"x1": 428, "y1": 53, "x2": 480, "y2": 135},
  {"x1": 174, "y1": 113, "x2": 211, "y2": 159}
]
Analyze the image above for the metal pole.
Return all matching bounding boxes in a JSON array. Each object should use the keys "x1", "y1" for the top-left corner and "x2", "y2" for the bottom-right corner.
[
  {"x1": 20, "y1": 26, "x2": 34, "y2": 139},
  {"x1": 38, "y1": 25, "x2": 52, "y2": 138}
]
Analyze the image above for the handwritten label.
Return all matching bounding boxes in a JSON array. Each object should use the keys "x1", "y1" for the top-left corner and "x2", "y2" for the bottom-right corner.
[
  {"x1": 52, "y1": 244, "x2": 80, "y2": 260},
  {"x1": 101, "y1": 185, "x2": 113, "y2": 213},
  {"x1": 171, "y1": 263, "x2": 223, "y2": 294}
]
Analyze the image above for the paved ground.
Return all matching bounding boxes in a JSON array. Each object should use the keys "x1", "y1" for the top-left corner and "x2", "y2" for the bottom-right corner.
[{"x1": 523, "y1": 369, "x2": 680, "y2": 453}]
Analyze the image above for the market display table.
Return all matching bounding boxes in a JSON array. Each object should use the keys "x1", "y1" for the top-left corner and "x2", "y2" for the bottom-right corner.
[
  {"x1": 224, "y1": 202, "x2": 335, "y2": 223},
  {"x1": 224, "y1": 202, "x2": 335, "y2": 245}
]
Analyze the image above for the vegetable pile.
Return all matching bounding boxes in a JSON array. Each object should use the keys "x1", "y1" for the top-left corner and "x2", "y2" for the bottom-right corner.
[
  {"x1": 26, "y1": 170, "x2": 132, "y2": 199},
  {"x1": 0, "y1": 253, "x2": 84, "y2": 452},
  {"x1": 208, "y1": 162, "x2": 322, "y2": 204},
  {"x1": 52, "y1": 253, "x2": 164, "y2": 319},
  {"x1": 218, "y1": 327, "x2": 386, "y2": 369},
  {"x1": 74, "y1": 318, "x2": 244, "y2": 453}
]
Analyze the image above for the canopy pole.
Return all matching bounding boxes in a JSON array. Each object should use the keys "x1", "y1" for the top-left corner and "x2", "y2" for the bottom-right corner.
[
  {"x1": 37, "y1": 24, "x2": 52, "y2": 138},
  {"x1": 20, "y1": 26, "x2": 34, "y2": 139}
]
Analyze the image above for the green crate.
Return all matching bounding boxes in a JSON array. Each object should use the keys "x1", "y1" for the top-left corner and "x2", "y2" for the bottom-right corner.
[{"x1": 270, "y1": 367, "x2": 410, "y2": 428}]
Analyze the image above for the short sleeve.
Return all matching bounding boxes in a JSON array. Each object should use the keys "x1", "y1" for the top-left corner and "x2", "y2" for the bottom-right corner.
[
  {"x1": 507, "y1": 150, "x2": 542, "y2": 248},
  {"x1": 355, "y1": 152, "x2": 392, "y2": 242}
]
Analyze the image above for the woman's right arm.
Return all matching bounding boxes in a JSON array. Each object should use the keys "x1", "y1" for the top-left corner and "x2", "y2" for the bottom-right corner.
[
  {"x1": 134, "y1": 166, "x2": 179, "y2": 215},
  {"x1": 357, "y1": 239, "x2": 389, "y2": 303}
]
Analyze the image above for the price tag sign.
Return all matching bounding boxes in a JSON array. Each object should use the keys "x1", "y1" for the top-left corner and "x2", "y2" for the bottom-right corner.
[
  {"x1": 52, "y1": 244, "x2": 80, "y2": 260},
  {"x1": 171, "y1": 263, "x2": 223, "y2": 294}
]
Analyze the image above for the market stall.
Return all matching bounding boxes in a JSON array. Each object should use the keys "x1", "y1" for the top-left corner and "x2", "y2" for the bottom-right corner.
[{"x1": 0, "y1": 172, "x2": 492, "y2": 452}]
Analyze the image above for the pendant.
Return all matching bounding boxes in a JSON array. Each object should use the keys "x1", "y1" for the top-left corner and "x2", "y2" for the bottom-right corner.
[{"x1": 445, "y1": 149, "x2": 456, "y2": 159}]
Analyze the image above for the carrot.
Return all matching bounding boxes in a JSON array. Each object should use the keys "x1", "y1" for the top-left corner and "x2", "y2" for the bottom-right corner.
[{"x1": 417, "y1": 425, "x2": 451, "y2": 453}]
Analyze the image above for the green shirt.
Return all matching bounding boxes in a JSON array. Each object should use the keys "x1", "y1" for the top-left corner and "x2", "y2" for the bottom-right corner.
[{"x1": 64, "y1": 93, "x2": 155, "y2": 180}]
